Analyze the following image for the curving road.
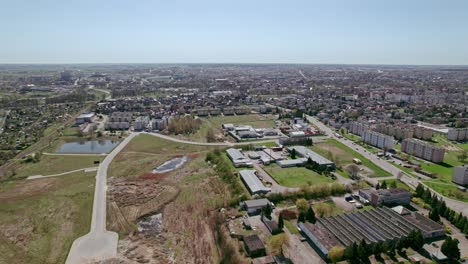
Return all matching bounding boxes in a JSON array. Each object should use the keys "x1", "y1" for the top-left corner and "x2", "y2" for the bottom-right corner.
[
  {"x1": 305, "y1": 115, "x2": 468, "y2": 216},
  {"x1": 66, "y1": 132, "x2": 137, "y2": 264}
]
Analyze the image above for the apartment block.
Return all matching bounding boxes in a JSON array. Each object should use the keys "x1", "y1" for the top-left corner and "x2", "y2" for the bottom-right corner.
[
  {"x1": 375, "y1": 123, "x2": 413, "y2": 140},
  {"x1": 413, "y1": 126, "x2": 434, "y2": 141},
  {"x1": 362, "y1": 130, "x2": 395, "y2": 150},
  {"x1": 448, "y1": 128, "x2": 468, "y2": 142},
  {"x1": 401, "y1": 138, "x2": 445, "y2": 163},
  {"x1": 452, "y1": 165, "x2": 468, "y2": 186},
  {"x1": 348, "y1": 121, "x2": 369, "y2": 136}
]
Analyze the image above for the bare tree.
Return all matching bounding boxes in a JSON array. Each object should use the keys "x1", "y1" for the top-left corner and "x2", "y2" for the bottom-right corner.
[{"x1": 346, "y1": 164, "x2": 360, "y2": 180}]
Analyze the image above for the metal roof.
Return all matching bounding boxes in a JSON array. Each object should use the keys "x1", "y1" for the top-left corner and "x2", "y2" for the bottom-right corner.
[
  {"x1": 226, "y1": 148, "x2": 246, "y2": 161},
  {"x1": 289, "y1": 146, "x2": 334, "y2": 165},
  {"x1": 239, "y1": 170, "x2": 271, "y2": 194}
]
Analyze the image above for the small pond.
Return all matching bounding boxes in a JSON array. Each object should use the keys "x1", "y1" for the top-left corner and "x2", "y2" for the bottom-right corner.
[
  {"x1": 56, "y1": 139, "x2": 120, "y2": 154},
  {"x1": 152, "y1": 156, "x2": 188, "y2": 173}
]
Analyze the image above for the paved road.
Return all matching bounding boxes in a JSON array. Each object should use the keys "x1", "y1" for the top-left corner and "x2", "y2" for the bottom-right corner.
[
  {"x1": 66, "y1": 132, "x2": 137, "y2": 264},
  {"x1": 305, "y1": 115, "x2": 468, "y2": 216}
]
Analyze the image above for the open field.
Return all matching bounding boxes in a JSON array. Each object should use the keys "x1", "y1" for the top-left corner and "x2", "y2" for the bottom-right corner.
[
  {"x1": 13, "y1": 154, "x2": 103, "y2": 178},
  {"x1": 263, "y1": 164, "x2": 334, "y2": 187},
  {"x1": 174, "y1": 114, "x2": 277, "y2": 142},
  {"x1": 0, "y1": 171, "x2": 94, "y2": 264},
  {"x1": 310, "y1": 139, "x2": 392, "y2": 177},
  {"x1": 106, "y1": 134, "x2": 247, "y2": 263}
]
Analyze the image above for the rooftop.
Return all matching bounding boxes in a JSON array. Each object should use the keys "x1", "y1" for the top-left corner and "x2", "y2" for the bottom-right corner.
[{"x1": 239, "y1": 170, "x2": 271, "y2": 194}]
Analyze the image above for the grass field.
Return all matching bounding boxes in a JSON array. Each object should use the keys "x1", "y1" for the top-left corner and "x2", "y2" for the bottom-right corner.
[
  {"x1": 379, "y1": 179, "x2": 412, "y2": 191},
  {"x1": 14, "y1": 154, "x2": 104, "y2": 178},
  {"x1": 422, "y1": 180, "x2": 468, "y2": 203},
  {"x1": 0, "y1": 171, "x2": 94, "y2": 264},
  {"x1": 108, "y1": 134, "x2": 217, "y2": 178},
  {"x1": 262, "y1": 164, "x2": 334, "y2": 187},
  {"x1": 310, "y1": 139, "x2": 392, "y2": 177},
  {"x1": 175, "y1": 114, "x2": 277, "y2": 142}
]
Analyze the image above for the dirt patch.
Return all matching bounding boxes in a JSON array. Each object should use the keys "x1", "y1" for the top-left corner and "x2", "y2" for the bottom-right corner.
[{"x1": 137, "y1": 172, "x2": 168, "y2": 181}]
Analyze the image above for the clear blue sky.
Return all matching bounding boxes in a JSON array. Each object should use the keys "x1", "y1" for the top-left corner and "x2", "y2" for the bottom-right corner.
[{"x1": 2, "y1": 0, "x2": 468, "y2": 65}]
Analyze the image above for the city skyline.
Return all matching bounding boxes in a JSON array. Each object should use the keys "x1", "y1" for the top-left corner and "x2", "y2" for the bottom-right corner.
[{"x1": 2, "y1": 0, "x2": 468, "y2": 65}]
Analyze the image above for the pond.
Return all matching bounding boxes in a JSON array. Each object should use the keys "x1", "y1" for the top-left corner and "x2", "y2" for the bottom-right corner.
[
  {"x1": 152, "y1": 156, "x2": 188, "y2": 173},
  {"x1": 56, "y1": 139, "x2": 120, "y2": 154}
]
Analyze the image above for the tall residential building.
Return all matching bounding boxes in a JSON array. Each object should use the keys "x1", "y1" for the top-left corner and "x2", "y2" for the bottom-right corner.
[
  {"x1": 348, "y1": 121, "x2": 369, "y2": 136},
  {"x1": 401, "y1": 138, "x2": 445, "y2": 163},
  {"x1": 413, "y1": 126, "x2": 434, "y2": 141},
  {"x1": 375, "y1": 123, "x2": 413, "y2": 140},
  {"x1": 452, "y1": 165, "x2": 468, "y2": 186},
  {"x1": 448, "y1": 128, "x2": 468, "y2": 142},
  {"x1": 362, "y1": 130, "x2": 395, "y2": 150}
]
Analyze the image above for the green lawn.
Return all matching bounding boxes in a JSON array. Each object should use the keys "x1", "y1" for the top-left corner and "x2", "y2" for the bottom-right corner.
[
  {"x1": 14, "y1": 154, "x2": 104, "y2": 178},
  {"x1": 262, "y1": 164, "x2": 334, "y2": 187},
  {"x1": 311, "y1": 139, "x2": 392, "y2": 177},
  {"x1": 123, "y1": 134, "x2": 215, "y2": 154},
  {"x1": 177, "y1": 114, "x2": 277, "y2": 142},
  {"x1": 379, "y1": 179, "x2": 412, "y2": 191},
  {"x1": 422, "y1": 180, "x2": 468, "y2": 203},
  {"x1": 0, "y1": 171, "x2": 94, "y2": 264}
]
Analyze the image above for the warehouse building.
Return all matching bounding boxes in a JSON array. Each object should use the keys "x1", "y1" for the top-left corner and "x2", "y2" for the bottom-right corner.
[
  {"x1": 241, "y1": 198, "x2": 272, "y2": 215},
  {"x1": 287, "y1": 146, "x2": 335, "y2": 169},
  {"x1": 239, "y1": 170, "x2": 271, "y2": 195},
  {"x1": 401, "y1": 138, "x2": 445, "y2": 163},
  {"x1": 226, "y1": 148, "x2": 253, "y2": 167},
  {"x1": 359, "y1": 188, "x2": 412, "y2": 207},
  {"x1": 299, "y1": 207, "x2": 444, "y2": 260}
]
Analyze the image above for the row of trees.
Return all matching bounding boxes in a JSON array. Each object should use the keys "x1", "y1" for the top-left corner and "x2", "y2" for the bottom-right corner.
[
  {"x1": 304, "y1": 157, "x2": 333, "y2": 175},
  {"x1": 205, "y1": 149, "x2": 246, "y2": 203},
  {"x1": 340, "y1": 230, "x2": 424, "y2": 264},
  {"x1": 167, "y1": 116, "x2": 202, "y2": 135},
  {"x1": 266, "y1": 182, "x2": 346, "y2": 204},
  {"x1": 415, "y1": 183, "x2": 468, "y2": 235}
]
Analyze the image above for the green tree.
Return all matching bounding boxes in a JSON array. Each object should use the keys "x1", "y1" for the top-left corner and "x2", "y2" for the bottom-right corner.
[
  {"x1": 429, "y1": 208, "x2": 440, "y2": 222},
  {"x1": 306, "y1": 206, "x2": 316, "y2": 223},
  {"x1": 290, "y1": 148, "x2": 296, "y2": 159},
  {"x1": 415, "y1": 183, "x2": 425, "y2": 197},
  {"x1": 295, "y1": 198, "x2": 308, "y2": 212},
  {"x1": 390, "y1": 180, "x2": 397, "y2": 189},
  {"x1": 278, "y1": 213, "x2": 284, "y2": 229},
  {"x1": 457, "y1": 150, "x2": 467, "y2": 163},
  {"x1": 263, "y1": 203, "x2": 273, "y2": 219},
  {"x1": 441, "y1": 237, "x2": 460, "y2": 262},
  {"x1": 381, "y1": 180, "x2": 388, "y2": 189},
  {"x1": 298, "y1": 212, "x2": 305, "y2": 223}
]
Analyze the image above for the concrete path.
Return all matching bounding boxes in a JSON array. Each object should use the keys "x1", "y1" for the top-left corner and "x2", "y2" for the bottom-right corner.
[
  {"x1": 26, "y1": 167, "x2": 98, "y2": 180},
  {"x1": 66, "y1": 132, "x2": 137, "y2": 264}
]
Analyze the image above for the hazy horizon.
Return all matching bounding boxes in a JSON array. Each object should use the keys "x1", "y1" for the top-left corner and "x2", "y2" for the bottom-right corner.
[{"x1": 2, "y1": 0, "x2": 468, "y2": 65}]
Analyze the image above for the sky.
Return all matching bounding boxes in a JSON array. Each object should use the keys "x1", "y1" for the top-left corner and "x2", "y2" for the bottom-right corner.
[{"x1": 1, "y1": 0, "x2": 468, "y2": 65}]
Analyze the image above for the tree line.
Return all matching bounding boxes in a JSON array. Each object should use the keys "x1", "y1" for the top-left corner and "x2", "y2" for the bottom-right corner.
[{"x1": 415, "y1": 183, "x2": 468, "y2": 236}]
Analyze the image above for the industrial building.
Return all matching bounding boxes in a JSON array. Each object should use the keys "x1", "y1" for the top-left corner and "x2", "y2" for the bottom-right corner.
[
  {"x1": 239, "y1": 170, "x2": 271, "y2": 195},
  {"x1": 359, "y1": 188, "x2": 412, "y2": 207},
  {"x1": 361, "y1": 130, "x2": 395, "y2": 150},
  {"x1": 287, "y1": 146, "x2": 335, "y2": 169},
  {"x1": 452, "y1": 165, "x2": 468, "y2": 186},
  {"x1": 401, "y1": 138, "x2": 445, "y2": 163},
  {"x1": 299, "y1": 207, "x2": 444, "y2": 260},
  {"x1": 448, "y1": 128, "x2": 468, "y2": 142},
  {"x1": 75, "y1": 112, "x2": 95, "y2": 125},
  {"x1": 241, "y1": 199, "x2": 272, "y2": 215},
  {"x1": 226, "y1": 148, "x2": 253, "y2": 167}
]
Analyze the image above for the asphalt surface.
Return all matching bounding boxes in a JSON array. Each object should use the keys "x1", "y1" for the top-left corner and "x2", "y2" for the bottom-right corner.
[
  {"x1": 66, "y1": 132, "x2": 137, "y2": 264},
  {"x1": 305, "y1": 115, "x2": 468, "y2": 216}
]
